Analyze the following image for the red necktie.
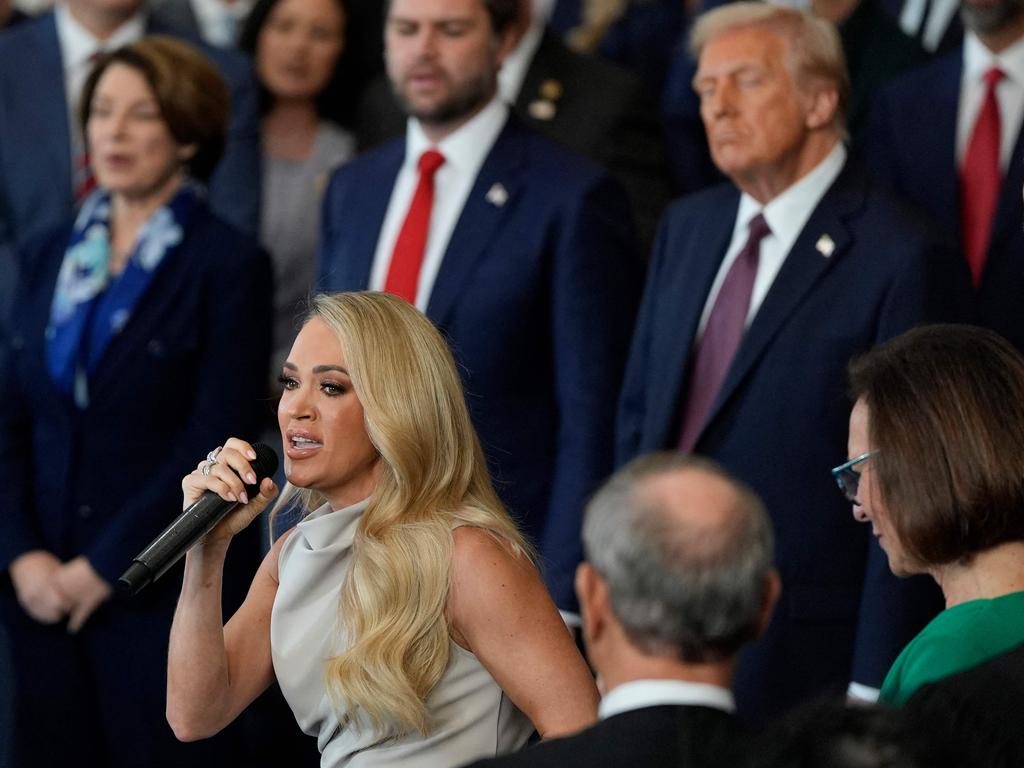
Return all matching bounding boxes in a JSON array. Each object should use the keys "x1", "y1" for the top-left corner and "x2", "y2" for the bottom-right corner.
[
  {"x1": 960, "y1": 66, "x2": 1004, "y2": 288},
  {"x1": 385, "y1": 149, "x2": 446, "y2": 303},
  {"x1": 678, "y1": 213, "x2": 771, "y2": 452}
]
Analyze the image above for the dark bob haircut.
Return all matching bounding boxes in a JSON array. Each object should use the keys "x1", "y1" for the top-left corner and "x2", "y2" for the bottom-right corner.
[
  {"x1": 848, "y1": 324, "x2": 1024, "y2": 566},
  {"x1": 80, "y1": 36, "x2": 229, "y2": 183}
]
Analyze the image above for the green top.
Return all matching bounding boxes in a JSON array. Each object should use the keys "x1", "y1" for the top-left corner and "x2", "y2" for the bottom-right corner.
[{"x1": 880, "y1": 590, "x2": 1024, "y2": 706}]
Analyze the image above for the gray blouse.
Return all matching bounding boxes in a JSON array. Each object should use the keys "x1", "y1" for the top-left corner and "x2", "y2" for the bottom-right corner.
[{"x1": 270, "y1": 500, "x2": 534, "y2": 767}]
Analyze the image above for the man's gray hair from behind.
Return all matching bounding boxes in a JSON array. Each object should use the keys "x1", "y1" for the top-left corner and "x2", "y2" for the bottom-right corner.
[{"x1": 582, "y1": 452, "x2": 775, "y2": 663}]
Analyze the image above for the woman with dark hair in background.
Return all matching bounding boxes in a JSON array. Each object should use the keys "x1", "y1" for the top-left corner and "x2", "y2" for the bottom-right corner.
[
  {"x1": 239, "y1": 0, "x2": 354, "y2": 391},
  {"x1": 837, "y1": 324, "x2": 1024, "y2": 706},
  {"x1": 0, "y1": 37, "x2": 271, "y2": 767}
]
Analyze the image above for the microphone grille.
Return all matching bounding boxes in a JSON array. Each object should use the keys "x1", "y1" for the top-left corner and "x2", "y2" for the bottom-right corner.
[{"x1": 250, "y1": 442, "x2": 280, "y2": 482}]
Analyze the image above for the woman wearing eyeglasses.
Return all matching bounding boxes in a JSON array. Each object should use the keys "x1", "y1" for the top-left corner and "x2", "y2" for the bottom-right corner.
[{"x1": 836, "y1": 324, "x2": 1024, "y2": 706}]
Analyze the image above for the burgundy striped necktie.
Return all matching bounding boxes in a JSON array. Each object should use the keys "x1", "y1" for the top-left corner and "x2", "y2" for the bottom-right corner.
[{"x1": 678, "y1": 213, "x2": 771, "y2": 452}]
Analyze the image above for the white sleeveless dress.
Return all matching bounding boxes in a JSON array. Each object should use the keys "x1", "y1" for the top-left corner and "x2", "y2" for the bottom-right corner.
[{"x1": 270, "y1": 500, "x2": 535, "y2": 767}]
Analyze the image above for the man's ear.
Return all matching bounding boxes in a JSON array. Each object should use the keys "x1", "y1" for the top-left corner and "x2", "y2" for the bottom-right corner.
[
  {"x1": 803, "y1": 83, "x2": 840, "y2": 131},
  {"x1": 177, "y1": 143, "x2": 199, "y2": 163},
  {"x1": 575, "y1": 562, "x2": 610, "y2": 646},
  {"x1": 754, "y1": 569, "x2": 781, "y2": 640}
]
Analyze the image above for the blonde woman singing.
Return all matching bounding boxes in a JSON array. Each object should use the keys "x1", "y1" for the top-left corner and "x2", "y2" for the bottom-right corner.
[{"x1": 166, "y1": 292, "x2": 599, "y2": 766}]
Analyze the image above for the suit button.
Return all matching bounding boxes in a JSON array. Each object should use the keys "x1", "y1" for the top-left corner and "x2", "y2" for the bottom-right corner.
[{"x1": 77, "y1": 505, "x2": 93, "y2": 519}]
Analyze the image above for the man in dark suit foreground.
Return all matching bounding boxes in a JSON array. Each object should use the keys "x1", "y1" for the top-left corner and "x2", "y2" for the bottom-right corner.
[
  {"x1": 466, "y1": 452, "x2": 777, "y2": 768},
  {"x1": 617, "y1": 2, "x2": 968, "y2": 723},
  {"x1": 318, "y1": 0, "x2": 640, "y2": 615}
]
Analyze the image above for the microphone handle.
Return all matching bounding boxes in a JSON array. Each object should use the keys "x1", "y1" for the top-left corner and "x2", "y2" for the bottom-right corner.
[{"x1": 118, "y1": 494, "x2": 240, "y2": 596}]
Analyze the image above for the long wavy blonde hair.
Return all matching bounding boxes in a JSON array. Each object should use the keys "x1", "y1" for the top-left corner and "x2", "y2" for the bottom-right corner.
[{"x1": 272, "y1": 292, "x2": 530, "y2": 737}]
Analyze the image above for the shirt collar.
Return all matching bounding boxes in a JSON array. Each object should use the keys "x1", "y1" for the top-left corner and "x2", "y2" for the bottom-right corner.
[
  {"x1": 55, "y1": 2, "x2": 147, "y2": 72},
  {"x1": 964, "y1": 31, "x2": 1024, "y2": 85},
  {"x1": 498, "y1": 23, "x2": 545, "y2": 104},
  {"x1": 406, "y1": 96, "x2": 510, "y2": 176},
  {"x1": 736, "y1": 141, "x2": 847, "y2": 253},
  {"x1": 599, "y1": 679, "x2": 736, "y2": 720}
]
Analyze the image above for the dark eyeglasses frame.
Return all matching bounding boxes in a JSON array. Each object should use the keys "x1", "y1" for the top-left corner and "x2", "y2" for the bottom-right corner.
[{"x1": 831, "y1": 451, "x2": 877, "y2": 505}]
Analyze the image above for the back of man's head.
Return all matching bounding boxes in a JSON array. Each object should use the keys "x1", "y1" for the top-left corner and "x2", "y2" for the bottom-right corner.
[{"x1": 581, "y1": 453, "x2": 776, "y2": 664}]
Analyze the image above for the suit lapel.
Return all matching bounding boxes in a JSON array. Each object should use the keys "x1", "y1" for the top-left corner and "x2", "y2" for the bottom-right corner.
[
  {"x1": 425, "y1": 118, "x2": 525, "y2": 326},
  {"x1": 352, "y1": 147, "x2": 403, "y2": 290},
  {"x1": 933, "y1": 55, "x2": 962, "y2": 238},
  {"x1": 702, "y1": 165, "x2": 862, "y2": 433},
  {"x1": 31, "y1": 17, "x2": 74, "y2": 208},
  {"x1": 646, "y1": 192, "x2": 738, "y2": 449},
  {"x1": 987, "y1": 111, "x2": 1024, "y2": 256}
]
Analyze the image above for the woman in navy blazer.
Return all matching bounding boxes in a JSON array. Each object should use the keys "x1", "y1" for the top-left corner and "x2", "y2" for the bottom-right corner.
[{"x1": 0, "y1": 39, "x2": 271, "y2": 768}]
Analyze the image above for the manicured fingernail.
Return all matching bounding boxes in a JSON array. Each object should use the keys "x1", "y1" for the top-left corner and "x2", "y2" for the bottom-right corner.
[
  {"x1": 240, "y1": 492, "x2": 249, "y2": 504},
  {"x1": 247, "y1": 450, "x2": 257, "y2": 460},
  {"x1": 247, "y1": 473, "x2": 257, "y2": 484},
  {"x1": 228, "y1": 493, "x2": 237, "y2": 502}
]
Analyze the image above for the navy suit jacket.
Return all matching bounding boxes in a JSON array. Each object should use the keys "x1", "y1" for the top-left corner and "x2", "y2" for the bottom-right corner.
[
  {"x1": 0, "y1": 204, "x2": 271, "y2": 586},
  {"x1": 317, "y1": 116, "x2": 641, "y2": 610},
  {"x1": 864, "y1": 49, "x2": 1024, "y2": 351},
  {"x1": 616, "y1": 160, "x2": 968, "y2": 722},
  {"x1": 0, "y1": 12, "x2": 260, "y2": 270}
]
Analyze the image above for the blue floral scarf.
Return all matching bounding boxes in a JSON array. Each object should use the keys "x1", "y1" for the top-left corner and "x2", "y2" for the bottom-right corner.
[{"x1": 45, "y1": 183, "x2": 199, "y2": 408}]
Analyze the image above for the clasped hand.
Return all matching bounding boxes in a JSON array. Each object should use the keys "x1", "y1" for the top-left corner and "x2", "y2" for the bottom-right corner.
[{"x1": 9, "y1": 551, "x2": 112, "y2": 632}]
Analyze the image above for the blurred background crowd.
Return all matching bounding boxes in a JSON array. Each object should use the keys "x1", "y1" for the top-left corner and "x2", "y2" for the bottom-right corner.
[{"x1": 2, "y1": 0, "x2": 1024, "y2": 764}]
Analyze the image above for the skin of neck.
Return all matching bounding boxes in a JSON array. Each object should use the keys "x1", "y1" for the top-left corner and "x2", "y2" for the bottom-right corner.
[
  {"x1": 734, "y1": 132, "x2": 840, "y2": 205},
  {"x1": 929, "y1": 540, "x2": 1024, "y2": 608},
  {"x1": 66, "y1": 0, "x2": 141, "y2": 41},
  {"x1": 263, "y1": 99, "x2": 321, "y2": 160},
  {"x1": 587, "y1": 607, "x2": 735, "y2": 694},
  {"x1": 108, "y1": 170, "x2": 184, "y2": 269},
  {"x1": 976, "y1": 12, "x2": 1024, "y2": 54}
]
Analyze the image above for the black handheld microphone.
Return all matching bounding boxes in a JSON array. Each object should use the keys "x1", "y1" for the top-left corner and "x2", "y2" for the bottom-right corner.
[{"x1": 117, "y1": 442, "x2": 279, "y2": 596}]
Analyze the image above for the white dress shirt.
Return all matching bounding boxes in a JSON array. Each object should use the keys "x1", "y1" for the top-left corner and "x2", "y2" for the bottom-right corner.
[
  {"x1": 189, "y1": 0, "x2": 254, "y2": 47},
  {"x1": 368, "y1": 97, "x2": 509, "y2": 311},
  {"x1": 957, "y1": 33, "x2": 1024, "y2": 172},
  {"x1": 599, "y1": 679, "x2": 736, "y2": 720},
  {"x1": 695, "y1": 142, "x2": 847, "y2": 340},
  {"x1": 498, "y1": 23, "x2": 544, "y2": 106},
  {"x1": 898, "y1": 0, "x2": 958, "y2": 52}
]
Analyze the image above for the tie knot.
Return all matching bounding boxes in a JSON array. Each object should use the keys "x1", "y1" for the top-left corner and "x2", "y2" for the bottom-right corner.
[
  {"x1": 418, "y1": 149, "x2": 446, "y2": 177},
  {"x1": 747, "y1": 213, "x2": 771, "y2": 243},
  {"x1": 984, "y1": 66, "x2": 1005, "y2": 89}
]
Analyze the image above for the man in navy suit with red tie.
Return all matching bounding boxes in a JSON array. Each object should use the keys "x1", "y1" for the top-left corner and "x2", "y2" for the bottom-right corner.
[
  {"x1": 317, "y1": 0, "x2": 640, "y2": 615},
  {"x1": 865, "y1": 0, "x2": 1024, "y2": 351},
  {"x1": 617, "y1": 2, "x2": 968, "y2": 723}
]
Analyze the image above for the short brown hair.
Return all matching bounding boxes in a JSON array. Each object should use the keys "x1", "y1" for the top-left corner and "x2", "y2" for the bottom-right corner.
[
  {"x1": 80, "y1": 36, "x2": 230, "y2": 182},
  {"x1": 849, "y1": 325, "x2": 1024, "y2": 565},
  {"x1": 689, "y1": 2, "x2": 850, "y2": 134}
]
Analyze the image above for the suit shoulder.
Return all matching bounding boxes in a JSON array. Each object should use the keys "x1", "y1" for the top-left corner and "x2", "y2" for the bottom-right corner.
[
  {"x1": 513, "y1": 123, "x2": 612, "y2": 186},
  {"x1": 187, "y1": 205, "x2": 265, "y2": 268},
  {"x1": 661, "y1": 183, "x2": 739, "y2": 228},
  {"x1": 875, "y1": 49, "x2": 959, "y2": 102}
]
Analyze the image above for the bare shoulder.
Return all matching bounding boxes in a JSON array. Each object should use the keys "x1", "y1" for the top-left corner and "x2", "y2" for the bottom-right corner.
[
  {"x1": 448, "y1": 526, "x2": 546, "y2": 641},
  {"x1": 264, "y1": 528, "x2": 297, "y2": 585},
  {"x1": 450, "y1": 526, "x2": 533, "y2": 583}
]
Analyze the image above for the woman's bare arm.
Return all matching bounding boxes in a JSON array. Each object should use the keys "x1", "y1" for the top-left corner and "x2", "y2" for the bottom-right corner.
[
  {"x1": 447, "y1": 527, "x2": 599, "y2": 738},
  {"x1": 166, "y1": 439, "x2": 285, "y2": 740}
]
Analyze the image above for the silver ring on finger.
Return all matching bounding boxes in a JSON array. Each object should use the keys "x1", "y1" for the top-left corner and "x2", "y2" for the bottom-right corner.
[
  {"x1": 201, "y1": 461, "x2": 213, "y2": 476},
  {"x1": 206, "y1": 446, "x2": 223, "y2": 463}
]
